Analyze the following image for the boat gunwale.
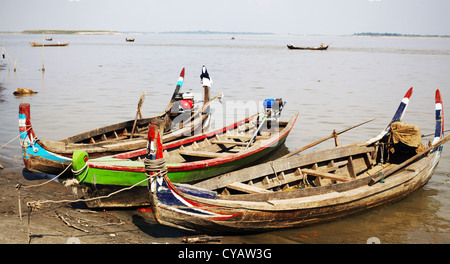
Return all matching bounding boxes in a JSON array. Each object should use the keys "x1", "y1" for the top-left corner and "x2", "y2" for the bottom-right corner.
[
  {"x1": 161, "y1": 146, "x2": 441, "y2": 212},
  {"x1": 85, "y1": 112, "x2": 299, "y2": 172}
]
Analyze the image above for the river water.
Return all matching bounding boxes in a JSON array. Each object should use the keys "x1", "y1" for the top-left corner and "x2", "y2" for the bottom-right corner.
[{"x1": 1, "y1": 33, "x2": 449, "y2": 243}]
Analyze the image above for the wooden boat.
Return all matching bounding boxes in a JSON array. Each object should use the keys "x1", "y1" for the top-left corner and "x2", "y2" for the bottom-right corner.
[
  {"x1": 19, "y1": 68, "x2": 211, "y2": 175},
  {"x1": 287, "y1": 43, "x2": 328, "y2": 50},
  {"x1": 71, "y1": 101, "x2": 298, "y2": 208},
  {"x1": 126, "y1": 38, "x2": 135, "y2": 42},
  {"x1": 30, "y1": 42, "x2": 70, "y2": 47},
  {"x1": 146, "y1": 89, "x2": 448, "y2": 234}
]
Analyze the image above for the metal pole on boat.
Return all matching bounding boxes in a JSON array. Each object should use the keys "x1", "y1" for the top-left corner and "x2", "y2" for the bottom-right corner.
[{"x1": 245, "y1": 115, "x2": 267, "y2": 150}]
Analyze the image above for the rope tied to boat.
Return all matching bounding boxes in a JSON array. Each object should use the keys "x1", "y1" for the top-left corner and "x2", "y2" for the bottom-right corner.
[
  {"x1": 143, "y1": 157, "x2": 167, "y2": 178},
  {"x1": 71, "y1": 162, "x2": 88, "y2": 183},
  {"x1": 1, "y1": 126, "x2": 33, "y2": 149}
]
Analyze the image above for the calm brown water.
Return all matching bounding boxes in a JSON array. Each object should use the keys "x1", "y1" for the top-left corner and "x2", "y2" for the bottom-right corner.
[{"x1": 1, "y1": 33, "x2": 449, "y2": 243}]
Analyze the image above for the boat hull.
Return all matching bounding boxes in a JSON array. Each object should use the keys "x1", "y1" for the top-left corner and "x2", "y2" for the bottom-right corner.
[
  {"x1": 79, "y1": 125, "x2": 290, "y2": 208},
  {"x1": 18, "y1": 68, "x2": 212, "y2": 176},
  {"x1": 73, "y1": 112, "x2": 298, "y2": 208},
  {"x1": 287, "y1": 44, "x2": 328, "y2": 50},
  {"x1": 151, "y1": 149, "x2": 441, "y2": 233}
]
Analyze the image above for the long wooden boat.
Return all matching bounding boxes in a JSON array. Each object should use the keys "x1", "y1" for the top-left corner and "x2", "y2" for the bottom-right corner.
[
  {"x1": 71, "y1": 103, "x2": 298, "y2": 208},
  {"x1": 287, "y1": 44, "x2": 328, "y2": 50},
  {"x1": 146, "y1": 89, "x2": 448, "y2": 234},
  {"x1": 19, "y1": 68, "x2": 210, "y2": 175},
  {"x1": 30, "y1": 42, "x2": 70, "y2": 47}
]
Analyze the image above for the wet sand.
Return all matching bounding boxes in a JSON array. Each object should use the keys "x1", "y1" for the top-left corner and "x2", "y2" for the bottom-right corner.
[{"x1": 0, "y1": 157, "x2": 192, "y2": 244}]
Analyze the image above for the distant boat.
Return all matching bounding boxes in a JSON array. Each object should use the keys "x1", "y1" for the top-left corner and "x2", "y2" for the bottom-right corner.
[
  {"x1": 30, "y1": 42, "x2": 69, "y2": 47},
  {"x1": 45, "y1": 38, "x2": 53, "y2": 41},
  {"x1": 126, "y1": 38, "x2": 135, "y2": 42},
  {"x1": 287, "y1": 43, "x2": 328, "y2": 50}
]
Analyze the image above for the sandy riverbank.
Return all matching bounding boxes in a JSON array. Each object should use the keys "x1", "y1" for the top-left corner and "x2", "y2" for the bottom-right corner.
[{"x1": 0, "y1": 157, "x2": 195, "y2": 244}]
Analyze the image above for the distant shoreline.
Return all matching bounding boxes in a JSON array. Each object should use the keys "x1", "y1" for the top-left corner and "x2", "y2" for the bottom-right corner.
[
  {"x1": 23, "y1": 30, "x2": 121, "y2": 35},
  {"x1": 0, "y1": 30, "x2": 274, "y2": 35},
  {"x1": 0, "y1": 30, "x2": 449, "y2": 38},
  {"x1": 353, "y1": 32, "x2": 450, "y2": 38},
  {"x1": 0, "y1": 29, "x2": 122, "y2": 35}
]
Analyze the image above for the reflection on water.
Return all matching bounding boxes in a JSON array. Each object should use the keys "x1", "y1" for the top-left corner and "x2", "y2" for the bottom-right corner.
[{"x1": 1, "y1": 33, "x2": 450, "y2": 243}]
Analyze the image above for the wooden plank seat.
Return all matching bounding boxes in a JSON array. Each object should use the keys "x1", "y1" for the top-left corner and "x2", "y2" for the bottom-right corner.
[
  {"x1": 301, "y1": 169, "x2": 348, "y2": 182},
  {"x1": 227, "y1": 182, "x2": 273, "y2": 194},
  {"x1": 178, "y1": 150, "x2": 230, "y2": 158}
]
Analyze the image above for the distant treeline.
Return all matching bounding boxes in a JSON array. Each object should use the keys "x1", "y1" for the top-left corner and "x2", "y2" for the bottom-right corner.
[
  {"x1": 160, "y1": 30, "x2": 274, "y2": 35},
  {"x1": 354, "y1": 32, "x2": 450, "y2": 38},
  {"x1": 22, "y1": 30, "x2": 119, "y2": 34}
]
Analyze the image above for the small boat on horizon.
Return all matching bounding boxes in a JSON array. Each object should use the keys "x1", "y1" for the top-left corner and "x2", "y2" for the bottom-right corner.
[
  {"x1": 30, "y1": 42, "x2": 69, "y2": 47},
  {"x1": 287, "y1": 43, "x2": 328, "y2": 50}
]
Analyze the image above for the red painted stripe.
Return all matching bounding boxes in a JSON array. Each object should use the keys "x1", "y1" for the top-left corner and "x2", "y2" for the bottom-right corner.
[
  {"x1": 405, "y1": 87, "x2": 413, "y2": 99},
  {"x1": 113, "y1": 114, "x2": 257, "y2": 159},
  {"x1": 168, "y1": 112, "x2": 299, "y2": 172},
  {"x1": 163, "y1": 114, "x2": 257, "y2": 150},
  {"x1": 89, "y1": 112, "x2": 298, "y2": 173},
  {"x1": 436, "y1": 89, "x2": 443, "y2": 104},
  {"x1": 164, "y1": 174, "x2": 243, "y2": 220},
  {"x1": 180, "y1": 67, "x2": 185, "y2": 78}
]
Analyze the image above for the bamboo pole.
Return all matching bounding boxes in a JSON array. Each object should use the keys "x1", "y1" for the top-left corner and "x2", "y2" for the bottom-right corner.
[
  {"x1": 130, "y1": 92, "x2": 146, "y2": 139},
  {"x1": 282, "y1": 118, "x2": 376, "y2": 158}
]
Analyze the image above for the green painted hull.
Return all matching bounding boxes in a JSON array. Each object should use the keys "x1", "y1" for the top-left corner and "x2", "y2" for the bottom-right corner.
[
  {"x1": 71, "y1": 111, "x2": 298, "y2": 208},
  {"x1": 75, "y1": 136, "x2": 287, "y2": 187}
]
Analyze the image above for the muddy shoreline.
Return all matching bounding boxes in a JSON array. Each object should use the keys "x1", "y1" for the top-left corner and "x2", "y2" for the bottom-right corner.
[{"x1": 0, "y1": 156, "x2": 200, "y2": 244}]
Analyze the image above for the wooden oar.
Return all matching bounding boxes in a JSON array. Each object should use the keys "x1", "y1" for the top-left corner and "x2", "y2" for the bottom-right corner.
[
  {"x1": 422, "y1": 129, "x2": 450, "y2": 138},
  {"x1": 282, "y1": 118, "x2": 376, "y2": 158},
  {"x1": 369, "y1": 133, "x2": 450, "y2": 186},
  {"x1": 130, "y1": 92, "x2": 146, "y2": 139}
]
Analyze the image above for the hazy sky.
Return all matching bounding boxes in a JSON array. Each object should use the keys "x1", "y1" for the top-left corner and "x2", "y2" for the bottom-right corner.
[{"x1": 2, "y1": 0, "x2": 449, "y2": 35}]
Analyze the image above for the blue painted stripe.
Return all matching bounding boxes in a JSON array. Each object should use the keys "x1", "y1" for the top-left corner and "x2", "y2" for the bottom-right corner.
[
  {"x1": 392, "y1": 102, "x2": 406, "y2": 122},
  {"x1": 23, "y1": 142, "x2": 70, "y2": 162},
  {"x1": 435, "y1": 109, "x2": 442, "y2": 139}
]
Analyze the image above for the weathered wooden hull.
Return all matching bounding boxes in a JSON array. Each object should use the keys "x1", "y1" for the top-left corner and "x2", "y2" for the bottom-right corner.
[
  {"x1": 72, "y1": 112, "x2": 298, "y2": 208},
  {"x1": 150, "y1": 149, "x2": 441, "y2": 233},
  {"x1": 19, "y1": 111, "x2": 209, "y2": 175},
  {"x1": 146, "y1": 88, "x2": 447, "y2": 234},
  {"x1": 18, "y1": 68, "x2": 210, "y2": 175},
  {"x1": 79, "y1": 135, "x2": 289, "y2": 208}
]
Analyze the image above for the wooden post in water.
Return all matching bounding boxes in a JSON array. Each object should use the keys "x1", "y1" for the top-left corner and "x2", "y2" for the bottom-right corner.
[{"x1": 41, "y1": 33, "x2": 45, "y2": 72}]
